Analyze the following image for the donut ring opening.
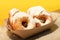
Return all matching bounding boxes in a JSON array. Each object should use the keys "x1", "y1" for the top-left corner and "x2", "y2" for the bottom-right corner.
[
  {"x1": 22, "y1": 21, "x2": 28, "y2": 28},
  {"x1": 39, "y1": 15, "x2": 47, "y2": 23},
  {"x1": 34, "y1": 14, "x2": 48, "y2": 23},
  {"x1": 21, "y1": 17, "x2": 28, "y2": 28}
]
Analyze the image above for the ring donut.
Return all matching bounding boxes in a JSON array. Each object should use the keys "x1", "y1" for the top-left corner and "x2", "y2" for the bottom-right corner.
[
  {"x1": 8, "y1": 8, "x2": 35, "y2": 30},
  {"x1": 27, "y1": 6, "x2": 53, "y2": 27}
]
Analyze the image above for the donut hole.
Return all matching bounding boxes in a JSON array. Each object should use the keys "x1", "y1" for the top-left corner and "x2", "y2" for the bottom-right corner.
[
  {"x1": 39, "y1": 15, "x2": 47, "y2": 23},
  {"x1": 39, "y1": 17, "x2": 46, "y2": 23},
  {"x1": 35, "y1": 15, "x2": 47, "y2": 23},
  {"x1": 22, "y1": 21, "x2": 28, "y2": 28},
  {"x1": 21, "y1": 17, "x2": 28, "y2": 28}
]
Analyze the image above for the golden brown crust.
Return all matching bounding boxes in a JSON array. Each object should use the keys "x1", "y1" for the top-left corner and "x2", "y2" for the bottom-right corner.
[
  {"x1": 8, "y1": 14, "x2": 13, "y2": 30},
  {"x1": 35, "y1": 23, "x2": 41, "y2": 27}
]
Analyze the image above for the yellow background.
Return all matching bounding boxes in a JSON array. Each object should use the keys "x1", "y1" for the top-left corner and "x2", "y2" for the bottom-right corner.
[{"x1": 0, "y1": 0, "x2": 60, "y2": 26}]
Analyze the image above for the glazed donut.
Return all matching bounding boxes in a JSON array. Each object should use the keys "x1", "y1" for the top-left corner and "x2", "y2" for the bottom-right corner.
[
  {"x1": 27, "y1": 6, "x2": 53, "y2": 27},
  {"x1": 8, "y1": 8, "x2": 35, "y2": 30}
]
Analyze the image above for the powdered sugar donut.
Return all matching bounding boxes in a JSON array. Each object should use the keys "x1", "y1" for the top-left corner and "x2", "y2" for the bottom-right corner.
[
  {"x1": 27, "y1": 6, "x2": 53, "y2": 27},
  {"x1": 8, "y1": 8, "x2": 35, "y2": 30}
]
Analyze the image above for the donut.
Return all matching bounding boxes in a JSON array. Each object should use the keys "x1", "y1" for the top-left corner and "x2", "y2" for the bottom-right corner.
[
  {"x1": 8, "y1": 8, "x2": 35, "y2": 30},
  {"x1": 27, "y1": 6, "x2": 53, "y2": 27},
  {"x1": 8, "y1": 8, "x2": 20, "y2": 30}
]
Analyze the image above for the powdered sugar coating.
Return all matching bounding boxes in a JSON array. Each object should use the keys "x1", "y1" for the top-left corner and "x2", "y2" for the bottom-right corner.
[
  {"x1": 27, "y1": 6, "x2": 50, "y2": 16},
  {"x1": 9, "y1": 8, "x2": 20, "y2": 16},
  {"x1": 10, "y1": 12, "x2": 28, "y2": 24}
]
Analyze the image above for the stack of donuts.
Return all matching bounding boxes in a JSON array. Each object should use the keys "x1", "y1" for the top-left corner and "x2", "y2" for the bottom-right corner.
[{"x1": 8, "y1": 6, "x2": 53, "y2": 31}]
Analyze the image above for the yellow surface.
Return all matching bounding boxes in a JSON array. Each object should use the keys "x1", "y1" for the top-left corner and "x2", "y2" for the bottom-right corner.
[{"x1": 0, "y1": 0, "x2": 60, "y2": 26}]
